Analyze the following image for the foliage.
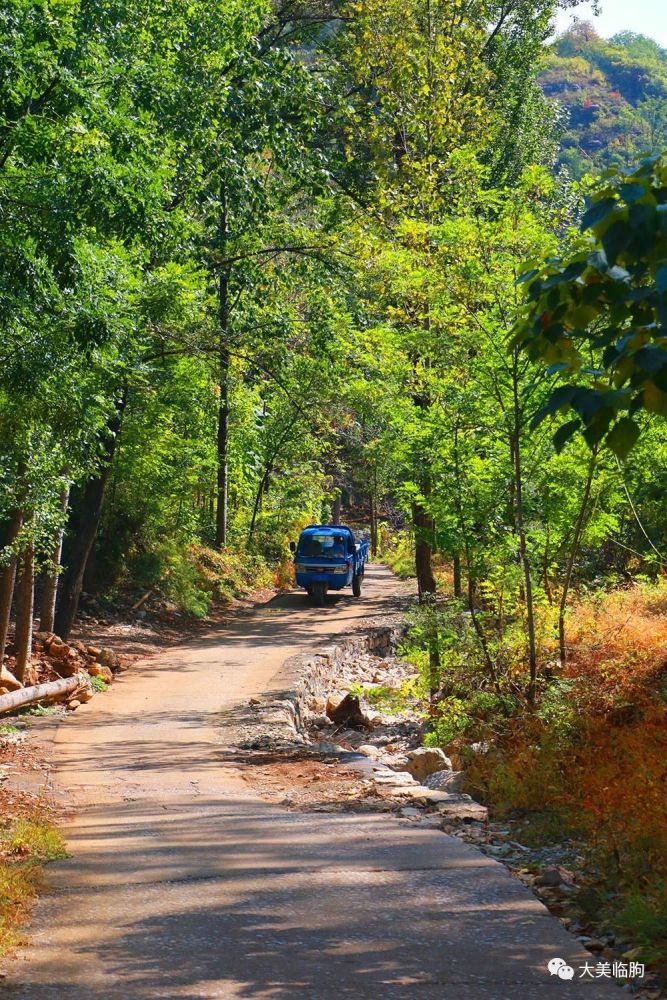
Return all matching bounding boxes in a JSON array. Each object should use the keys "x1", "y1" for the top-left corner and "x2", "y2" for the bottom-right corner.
[
  {"x1": 467, "y1": 579, "x2": 667, "y2": 955},
  {"x1": 0, "y1": 0, "x2": 666, "y2": 960},
  {"x1": 515, "y1": 154, "x2": 667, "y2": 456}
]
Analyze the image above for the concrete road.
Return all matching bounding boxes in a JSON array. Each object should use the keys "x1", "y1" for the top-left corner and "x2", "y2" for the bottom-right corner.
[{"x1": 5, "y1": 566, "x2": 619, "y2": 998}]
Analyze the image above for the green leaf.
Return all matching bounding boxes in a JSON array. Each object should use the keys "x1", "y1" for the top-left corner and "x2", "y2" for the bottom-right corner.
[
  {"x1": 635, "y1": 345, "x2": 667, "y2": 375},
  {"x1": 553, "y1": 419, "x2": 581, "y2": 453},
  {"x1": 619, "y1": 182, "x2": 647, "y2": 204},
  {"x1": 581, "y1": 198, "x2": 617, "y2": 232},
  {"x1": 606, "y1": 417, "x2": 640, "y2": 459}
]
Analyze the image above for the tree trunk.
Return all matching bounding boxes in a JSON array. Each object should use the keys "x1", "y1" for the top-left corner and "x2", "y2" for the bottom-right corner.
[
  {"x1": 412, "y1": 491, "x2": 436, "y2": 600},
  {"x1": 54, "y1": 399, "x2": 125, "y2": 640},
  {"x1": 14, "y1": 545, "x2": 34, "y2": 684},
  {"x1": 215, "y1": 344, "x2": 230, "y2": 547},
  {"x1": 39, "y1": 483, "x2": 70, "y2": 633},
  {"x1": 558, "y1": 452, "x2": 597, "y2": 667},
  {"x1": 0, "y1": 507, "x2": 24, "y2": 664},
  {"x1": 453, "y1": 422, "x2": 500, "y2": 693},
  {"x1": 331, "y1": 492, "x2": 342, "y2": 524},
  {"x1": 247, "y1": 460, "x2": 272, "y2": 544},
  {"x1": 453, "y1": 554, "x2": 462, "y2": 598},
  {"x1": 215, "y1": 183, "x2": 230, "y2": 549},
  {"x1": 0, "y1": 674, "x2": 85, "y2": 716},
  {"x1": 510, "y1": 356, "x2": 538, "y2": 704},
  {"x1": 369, "y1": 487, "x2": 378, "y2": 556}
]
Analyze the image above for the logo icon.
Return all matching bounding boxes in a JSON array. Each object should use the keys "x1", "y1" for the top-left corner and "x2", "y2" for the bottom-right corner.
[{"x1": 548, "y1": 958, "x2": 575, "y2": 980}]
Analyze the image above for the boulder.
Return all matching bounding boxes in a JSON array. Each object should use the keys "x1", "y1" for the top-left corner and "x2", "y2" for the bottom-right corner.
[
  {"x1": 405, "y1": 747, "x2": 453, "y2": 781},
  {"x1": 535, "y1": 867, "x2": 562, "y2": 887},
  {"x1": 422, "y1": 768, "x2": 465, "y2": 792},
  {"x1": 384, "y1": 754, "x2": 410, "y2": 772},
  {"x1": 52, "y1": 656, "x2": 80, "y2": 678},
  {"x1": 97, "y1": 647, "x2": 121, "y2": 670},
  {"x1": 46, "y1": 638, "x2": 69, "y2": 660},
  {"x1": 326, "y1": 693, "x2": 369, "y2": 729},
  {"x1": 0, "y1": 666, "x2": 23, "y2": 692},
  {"x1": 436, "y1": 797, "x2": 488, "y2": 822},
  {"x1": 373, "y1": 770, "x2": 416, "y2": 786},
  {"x1": 34, "y1": 631, "x2": 56, "y2": 645},
  {"x1": 88, "y1": 663, "x2": 113, "y2": 684}
]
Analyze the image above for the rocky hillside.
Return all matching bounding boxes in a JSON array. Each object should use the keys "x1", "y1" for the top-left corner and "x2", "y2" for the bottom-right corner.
[{"x1": 541, "y1": 23, "x2": 667, "y2": 176}]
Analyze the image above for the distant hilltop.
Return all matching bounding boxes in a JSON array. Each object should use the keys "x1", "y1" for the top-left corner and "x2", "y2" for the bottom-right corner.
[{"x1": 540, "y1": 22, "x2": 667, "y2": 176}]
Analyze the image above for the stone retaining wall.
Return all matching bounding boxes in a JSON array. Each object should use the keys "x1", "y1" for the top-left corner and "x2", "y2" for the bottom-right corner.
[{"x1": 238, "y1": 625, "x2": 402, "y2": 749}]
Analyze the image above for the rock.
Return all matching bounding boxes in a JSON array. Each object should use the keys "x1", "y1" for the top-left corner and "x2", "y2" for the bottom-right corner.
[
  {"x1": 422, "y1": 768, "x2": 465, "y2": 792},
  {"x1": 436, "y1": 798, "x2": 488, "y2": 821},
  {"x1": 46, "y1": 638, "x2": 69, "y2": 660},
  {"x1": 579, "y1": 937, "x2": 605, "y2": 953},
  {"x1": 52, "y1": 656, "x2": 81, "y2": 678},
  {"x1": 34, "y1": 630, "x2": 53, "y2": 642},
  {"x1": 399, "y1": 807, "x2": 422, "y2": 818},
  {"x1": 88, "y1": 663, "x2": 113, "y2": 684},
  {"x1": 86, "y1": 645, "x2": 102, "y2": 658},
  {"x1": 384, "y1": 754, "x2": 410, "y2": 772},
  {"x1": 417, "y1": 815, "x2": 444, "y2": 828},
  {"x1": 309, "y1": 714, "x2": 332, "y2": 729},
  {"x1": 66, "y1": 700, "x2": 81, "y2": 711},
  {"x1": 0, "y1": 666, "x2": 22, "y2": 692},
  {"x1": 404, "y1": 747, "x2": 453, "y2": 781},
  {"x1": 315, "y1": 740, "x2": 343, "y2": 756},
  {"x1": 97, "y1": 647, "x2": 121, "y2": 670},
  {"x1": 535, "y1": 867, "x2": 562, "y2": 887},
  {"x1": 373, "y1": 771, "x2": 416, "y2": 786},
  {"x1": 326, "y1": 693, "x2": 369, "y2": 729},
  {"x1": 357, "y1": 744, "x2": 382, "y2": 758}
]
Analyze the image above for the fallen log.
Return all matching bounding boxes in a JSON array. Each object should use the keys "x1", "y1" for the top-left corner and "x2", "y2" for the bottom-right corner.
[
  {"x1": 131, "y1": 589, "x2": 153, "y2": 611},
  {"x1": 0, "y1": 674, "x2": 89, "y2": 715}
]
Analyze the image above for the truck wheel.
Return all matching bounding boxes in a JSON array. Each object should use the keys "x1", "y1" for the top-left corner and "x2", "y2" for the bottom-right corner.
[
  {"x1": 310, "y1": 583, "x2": 326, "y2": 606},
  {"x1": 352, "y1": 574, "x2": 362, "y2": 598}
]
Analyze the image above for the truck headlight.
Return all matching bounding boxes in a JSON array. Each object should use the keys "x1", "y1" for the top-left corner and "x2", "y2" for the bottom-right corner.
[
  {"x1": 332, "y1": 564, "x2": 348, "y2": 574},
  {"x1": 295, "y1": 563, "x2": 308, "y2": 572}
]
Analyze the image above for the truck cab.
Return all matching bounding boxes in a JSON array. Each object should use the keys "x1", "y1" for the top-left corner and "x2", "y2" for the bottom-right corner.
[{"x1": 291, "y1": 524, "x2": 368, "y2": 605}]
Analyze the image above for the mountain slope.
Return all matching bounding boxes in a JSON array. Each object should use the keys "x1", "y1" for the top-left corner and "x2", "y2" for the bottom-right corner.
[{"x1": 540, "y1": 23, "x2": 667, "y2": 176}]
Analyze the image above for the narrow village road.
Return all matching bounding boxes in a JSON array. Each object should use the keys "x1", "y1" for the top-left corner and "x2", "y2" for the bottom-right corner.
[{"x1": 6, "y1": 566, "x2": 618, "y2": 999}]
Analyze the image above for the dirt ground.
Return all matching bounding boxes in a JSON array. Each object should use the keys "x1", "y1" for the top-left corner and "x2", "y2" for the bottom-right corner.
[{"x1": 232, "y1": 748, "x2": 399, "y2": 813}]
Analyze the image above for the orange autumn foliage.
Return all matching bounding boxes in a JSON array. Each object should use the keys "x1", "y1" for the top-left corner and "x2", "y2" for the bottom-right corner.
[{"x1": 473, "y1": 581, "x2": 667, "y2": 887}]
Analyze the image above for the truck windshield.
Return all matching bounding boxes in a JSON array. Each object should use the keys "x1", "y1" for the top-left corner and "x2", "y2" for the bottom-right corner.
[{"x1": 298, "y1": 534, "x2": 346, "y2": 558}]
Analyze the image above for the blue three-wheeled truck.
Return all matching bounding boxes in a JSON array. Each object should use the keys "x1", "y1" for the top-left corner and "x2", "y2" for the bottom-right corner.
[{"x1": 290, "y1": 524, "x2": 369, "y2": 605}]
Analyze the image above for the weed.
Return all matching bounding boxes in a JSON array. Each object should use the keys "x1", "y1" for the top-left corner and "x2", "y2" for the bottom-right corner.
[
  {"x1": 0, "y1": 816, "x2": 67, "y2": 956},
  {"x1": 1, "y1": 819, "x2": 67, "y2": 863}
]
